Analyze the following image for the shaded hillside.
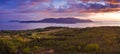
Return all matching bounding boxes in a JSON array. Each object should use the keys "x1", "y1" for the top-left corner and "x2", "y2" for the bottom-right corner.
[{"x1": 0, "y1": 26, "x2": 120, "y2": 54}]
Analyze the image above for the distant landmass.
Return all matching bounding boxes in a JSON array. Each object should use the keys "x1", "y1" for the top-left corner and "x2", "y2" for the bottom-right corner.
[{"x1": 10, "y1": 17, "x2": 93, "y2": 24}]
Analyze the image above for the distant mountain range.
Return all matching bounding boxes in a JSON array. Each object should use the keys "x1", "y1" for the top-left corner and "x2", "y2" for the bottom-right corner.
[{"x1": 10, "y1": 17, "x2": 93, "y2": 24}]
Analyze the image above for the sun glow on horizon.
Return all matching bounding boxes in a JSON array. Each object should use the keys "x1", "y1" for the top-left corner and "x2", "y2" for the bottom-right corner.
[{"x1": 89, "y1": 12, "x2": 120, "y2": 21}]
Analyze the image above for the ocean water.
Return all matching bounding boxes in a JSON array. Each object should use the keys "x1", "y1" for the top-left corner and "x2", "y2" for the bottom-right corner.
[{"x1": 0, "y1": 22, "x2": 120, "y2": 30}]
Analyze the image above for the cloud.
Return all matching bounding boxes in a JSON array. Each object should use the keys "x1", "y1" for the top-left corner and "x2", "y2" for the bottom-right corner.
[
  {"x1": 0, "y1": 0, "x2": 119, "y2": 13},
  {"x1": 0, "y1": 0, "x2": 119, "y2": 22}
]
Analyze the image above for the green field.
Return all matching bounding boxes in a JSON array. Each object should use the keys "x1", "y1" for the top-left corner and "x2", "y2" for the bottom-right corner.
[{"x1": 0, "y1": 26, "x2": 120, "y2": 54}]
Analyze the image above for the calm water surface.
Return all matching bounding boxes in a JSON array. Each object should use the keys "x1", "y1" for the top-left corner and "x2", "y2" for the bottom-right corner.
[{"x1": 0, "y1": 22, "x2": 120, "y2": 30}]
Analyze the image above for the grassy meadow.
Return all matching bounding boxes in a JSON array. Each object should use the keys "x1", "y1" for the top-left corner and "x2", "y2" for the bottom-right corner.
[{"x1": 0, "y1": 26, "x2": 120, "y2": 54}]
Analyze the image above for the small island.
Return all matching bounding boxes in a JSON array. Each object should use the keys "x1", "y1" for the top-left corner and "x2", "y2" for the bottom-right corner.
[{"x1": 11, "y1": 17, "x2": 93, "y2": 24}]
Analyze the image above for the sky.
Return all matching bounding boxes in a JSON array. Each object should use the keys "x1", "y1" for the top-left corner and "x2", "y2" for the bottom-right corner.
[{"x1": 0, "y1": 0, "x2": 120, "y2": 21}]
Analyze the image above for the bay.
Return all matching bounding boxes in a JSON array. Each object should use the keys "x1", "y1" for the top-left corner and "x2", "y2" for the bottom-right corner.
[{"x1": 0, "y1": 22, "x2": 120, "y2": 30}]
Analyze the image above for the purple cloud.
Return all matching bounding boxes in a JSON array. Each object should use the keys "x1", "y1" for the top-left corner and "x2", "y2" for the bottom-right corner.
[{"x1": 0, "y1": 0, "x2": 119, "y2": 13}]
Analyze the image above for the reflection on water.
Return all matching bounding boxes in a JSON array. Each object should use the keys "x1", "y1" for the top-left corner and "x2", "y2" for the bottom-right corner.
[{"x1": 0, "y1": 22, "x2": 120, "y2": 30}]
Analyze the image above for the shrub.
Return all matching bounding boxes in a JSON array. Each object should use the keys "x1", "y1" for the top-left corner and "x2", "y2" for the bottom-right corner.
[
  {"x1": 84, "y1": 44, "x2": 99, "y2": 52},
  {"x1": 23, "y1": 47, "x2": 31, "y2": 54}
]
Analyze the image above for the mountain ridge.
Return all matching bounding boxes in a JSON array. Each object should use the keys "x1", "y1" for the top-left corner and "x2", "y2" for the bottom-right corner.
[{"x1": 10, "y1": 17, "x2": 93, "y2": 24}]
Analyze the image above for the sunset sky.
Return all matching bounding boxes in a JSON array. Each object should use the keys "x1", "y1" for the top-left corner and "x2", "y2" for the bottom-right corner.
[{"x1": 0, "y1": 0, "x2": 120, "y2": 21}]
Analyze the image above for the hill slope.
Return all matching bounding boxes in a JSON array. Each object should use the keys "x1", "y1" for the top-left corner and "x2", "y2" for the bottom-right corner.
[{"x1": 0, "y1": 26, "x2": 120, "y2": 54}]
